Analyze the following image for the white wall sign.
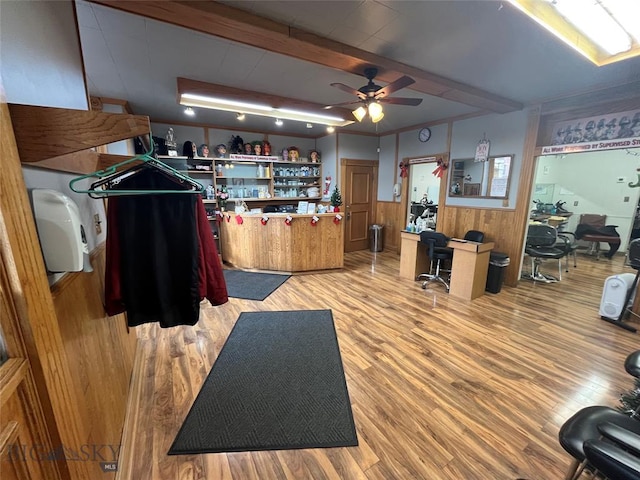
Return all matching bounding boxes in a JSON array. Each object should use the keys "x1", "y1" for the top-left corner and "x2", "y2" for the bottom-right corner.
[{"x1": 474, "y1": 139, "x2": 490, "y2": 162}]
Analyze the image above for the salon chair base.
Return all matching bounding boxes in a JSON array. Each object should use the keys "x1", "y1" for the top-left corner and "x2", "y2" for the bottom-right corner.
[{"x1": 417, "y1": 273, "x2": 450, "y2": 292}]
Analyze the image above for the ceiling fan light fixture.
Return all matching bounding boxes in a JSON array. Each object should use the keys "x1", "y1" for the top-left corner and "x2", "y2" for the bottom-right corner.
[
  {"x1": 368, "y1": 102, "x2": 384, "y2": 123},
  {"x1": 352, "y1": 106, "x2": 367, "y2": 122}
]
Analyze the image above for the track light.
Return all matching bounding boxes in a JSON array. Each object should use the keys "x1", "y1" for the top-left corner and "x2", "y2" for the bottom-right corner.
[
  {"x1": 306, "y1": 123, "x2": 313, "y2": 129},
  {"x1": 236, "y1": 113, "x2": 246, "y2": 121},
  {"x1": 326, "y1": 126, "x2": 335, "y2": 133},
  {"x1": 275, "y1": 118, "x2": 283, "y2": 126},
  {"x1": 184, "y1": 106, "x2": 195, "y2": 116}
]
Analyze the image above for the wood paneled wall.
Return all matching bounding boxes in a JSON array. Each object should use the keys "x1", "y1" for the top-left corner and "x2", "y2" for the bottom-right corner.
[
  {"x1": 51, "y1": 245, "x2": 137, "y2": 475},
  {"x1": 1, "y1": 98, "x2": 137, "y2": 479},
  {"x1": 438, "y1": 207, "x2": 522, "y2": 286},
  {"x1": 375, "y1": 201, "x2": 403, "y2": 252}
]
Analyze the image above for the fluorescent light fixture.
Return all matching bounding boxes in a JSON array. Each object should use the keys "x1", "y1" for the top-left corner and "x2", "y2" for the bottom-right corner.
[
  {"x1": 552, "y1": 0, "x2": 631, "y2": 55},
  {"x1": 236, "y1": 113, "x2": 246, "y2": 121},
  {"x1": 352, "y1": 106, "x2": 367, "y2": 122},
  {"x1": 275, "y1": 118, "x2": 283, "y2": 126},
  {"x1": 508, "y1": 0, "x2": 640, "y2": 65},
  {"x1": 368, "y1": 102, "x2": 384, "y2": 123},
  {"x1": 179, "y1": 92, "x2": 352, "y2": 127},
  {"x1": 600, "y1": 0, "x2": 640, "y2": 44},
  {"x1": 184, "y1": 106, "x2": 195, "y2": 116},
  {"x1": 181, "y1": 93, "x2": 272, "y2": 112}
]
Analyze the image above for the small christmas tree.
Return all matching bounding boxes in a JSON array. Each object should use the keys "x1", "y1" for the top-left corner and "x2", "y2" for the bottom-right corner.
[
  {"x1": 618, "y1": 377, "x2": 640, "y2": 415},
  {"x1": 330, "y1": 186, "x2": 342, "y2": 207}
]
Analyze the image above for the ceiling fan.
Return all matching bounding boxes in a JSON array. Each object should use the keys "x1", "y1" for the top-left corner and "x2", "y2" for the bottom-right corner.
[{"x1": 328, "y1": 67, "x2": 423, "y2": 123}]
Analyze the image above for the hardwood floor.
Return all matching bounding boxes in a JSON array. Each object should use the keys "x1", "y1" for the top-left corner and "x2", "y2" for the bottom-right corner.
[{"x1": 118, "y1": 251, "x2": 640, "y2": 480}]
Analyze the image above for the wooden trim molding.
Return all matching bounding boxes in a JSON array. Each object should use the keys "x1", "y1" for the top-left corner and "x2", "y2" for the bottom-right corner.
[{"x1": 8, "y1": 104, "x2": 149, "y2": 163}]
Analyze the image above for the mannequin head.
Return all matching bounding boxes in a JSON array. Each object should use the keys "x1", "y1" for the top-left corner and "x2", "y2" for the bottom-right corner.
[
  {"x1": 215, "y1": 144, "x2": 227, "y2": 158},
  {"x1": 199, "y1": 144, "x2": 210, "y2": 157},
  {"x1": 244, "y1": 143, "x2": 253, "y2": 155}
]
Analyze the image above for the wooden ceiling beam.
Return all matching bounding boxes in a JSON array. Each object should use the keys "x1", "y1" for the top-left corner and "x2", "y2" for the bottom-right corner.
[{"x1": 90, "y1": 0, "x2": 523, "y2": 114}]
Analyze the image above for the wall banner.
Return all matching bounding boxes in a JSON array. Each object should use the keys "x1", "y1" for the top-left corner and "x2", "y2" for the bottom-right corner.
[{"x1": 542, "y1": 109, "x2": 640, "y2": 154}]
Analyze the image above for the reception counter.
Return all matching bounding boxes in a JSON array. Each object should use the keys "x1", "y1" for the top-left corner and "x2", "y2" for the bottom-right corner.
[
  {"x1": 400, "y1": 231, "x2": 494, "y2": 300},
  {"x1": 219, "y1": 212, "x2": 344, "y2": 272}
]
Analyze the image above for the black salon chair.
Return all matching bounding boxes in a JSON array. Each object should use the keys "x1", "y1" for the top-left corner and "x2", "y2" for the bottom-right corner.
[
  {"x1": 464, "y1": 230, "x2": 484, "y2": 243},
  {"x1": 417, "y1": 230, "x2": 452, "y2": 292},
  {"x1": 522, "y1": 224, "x2": 569, "y2": 283},
  {"x1": 584, "y1": 433, "x2": 640, "y2": 480},
  {"x1": 558, "y1": 350, "x2": 640, "y2": 480}
]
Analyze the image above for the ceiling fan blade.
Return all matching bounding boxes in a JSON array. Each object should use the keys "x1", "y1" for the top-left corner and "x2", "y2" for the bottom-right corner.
[
  {"x1": 379, "y1": 97, "x2": 423, "y2": 106},
  {"x1": 330, "y1": 82, "x2": 367, "y2": 99},
  {"x1": 323, "y1": 100, "x2": 362, "y2": 109},
  {"x1": 374, "y1": 75, "x2": 415, "y2": 99}
]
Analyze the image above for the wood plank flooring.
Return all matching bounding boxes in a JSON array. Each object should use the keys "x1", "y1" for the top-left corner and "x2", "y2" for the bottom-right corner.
[{"x1": 118, "y1": 251, "x2": 640, "y2": 480}]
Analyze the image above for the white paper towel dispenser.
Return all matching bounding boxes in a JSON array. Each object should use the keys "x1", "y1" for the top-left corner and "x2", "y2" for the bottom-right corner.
[{"x1": 32, "y1": 189, "x2": 87, "y2": 273}]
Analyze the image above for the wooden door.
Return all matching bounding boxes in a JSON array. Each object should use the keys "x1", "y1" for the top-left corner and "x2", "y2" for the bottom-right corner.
[
  {"x1": 341, "y1": 160, "x2": 378, "y2": 252},
  {"x1": 0, "y1": 231, "x2": 64, "y2": 480}
]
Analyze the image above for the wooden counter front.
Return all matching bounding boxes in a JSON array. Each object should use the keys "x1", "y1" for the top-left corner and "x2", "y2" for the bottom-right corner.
[{"x1": 219, "y1": 213, "x2": 344, "y2": 272}]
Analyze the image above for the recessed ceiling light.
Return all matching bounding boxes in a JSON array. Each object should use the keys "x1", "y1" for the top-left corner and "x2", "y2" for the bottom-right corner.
[
  {"x1": 275, "y1": 119, "x2": 283, "y2": 126},
  {"x1": 236, "y1": 113, "x2": 246, "y2": 121},
  {"x1": 184, "y1": 106, "x2": 195, "y2": 116},
  {"x1": 326, "y1": 126, "x2": 335, "y2": 133},
  {"x1": 306, "y1": 123, "x2": 313, "y2": 129}
]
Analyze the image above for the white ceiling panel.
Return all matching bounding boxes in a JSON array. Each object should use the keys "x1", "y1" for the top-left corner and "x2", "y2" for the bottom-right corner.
[{"x1": 75, "y1": 0, "x2": 640, "y2": 138}]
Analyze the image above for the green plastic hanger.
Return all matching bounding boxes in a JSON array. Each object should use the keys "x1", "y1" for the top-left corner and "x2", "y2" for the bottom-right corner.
[{"x1": 69, "y1": 135, "x2": 205, "y2": 197}]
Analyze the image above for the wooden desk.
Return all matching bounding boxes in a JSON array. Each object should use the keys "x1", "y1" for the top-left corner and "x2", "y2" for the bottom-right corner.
[{"x1": 400, "y1": 231, "x2": 495, "y2": 300}]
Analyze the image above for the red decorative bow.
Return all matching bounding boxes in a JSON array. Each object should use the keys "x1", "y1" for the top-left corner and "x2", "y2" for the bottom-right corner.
[
  {"x1": 432, "y1": 157, "x2": 448, "y2": 178},
  {"x1": 399, "y1": 161, "x2": 409, "y2": 178}
]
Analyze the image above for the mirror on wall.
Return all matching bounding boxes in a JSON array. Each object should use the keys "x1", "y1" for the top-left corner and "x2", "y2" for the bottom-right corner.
[
  {"x1": 407, "y1": 158, "x2": 441, "y2": 230},
  {"x1": 448, "y1": 154, "x2": 513, "y2": 198}
]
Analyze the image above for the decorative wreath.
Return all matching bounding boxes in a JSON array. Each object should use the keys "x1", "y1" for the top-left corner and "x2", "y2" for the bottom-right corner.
[{"x1": 432, "y1": 157, "x2": 448, "y2": 178}]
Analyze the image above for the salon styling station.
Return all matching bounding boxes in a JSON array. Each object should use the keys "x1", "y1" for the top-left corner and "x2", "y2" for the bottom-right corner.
[
  {"x1": 400, "y1": 231, "x2": 494, "y2": 300},
  {"x1": 219, "y1": 212, "x2": 344, "y2": 272}
]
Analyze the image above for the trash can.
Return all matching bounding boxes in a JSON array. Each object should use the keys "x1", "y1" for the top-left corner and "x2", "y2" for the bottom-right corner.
[
  {"x1": 486, "y1": 252, "x2": 510, "y2": 293},
  {"x1": 369, "y1": 224, "x2": 384, "y2": 252}
]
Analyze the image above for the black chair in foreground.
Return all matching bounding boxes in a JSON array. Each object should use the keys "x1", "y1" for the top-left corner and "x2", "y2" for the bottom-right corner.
[
  {"x1": 558, "y1": 350, "x2": 640, "y2": 480},
  {"x1": 584, "y1": 426, "x2": 640, "y2": 480},
  {"x1": 417, "y1": 230, "x2": 452, "y2": 292}
]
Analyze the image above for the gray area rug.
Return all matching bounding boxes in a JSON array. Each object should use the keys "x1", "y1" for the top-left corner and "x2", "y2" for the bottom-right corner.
[
  {"x1": 168, "y1": 310, "x2": 358, "y2": 454},
  {"x1": 222, "y1": 269, "x2": 290, "y2": 300}
]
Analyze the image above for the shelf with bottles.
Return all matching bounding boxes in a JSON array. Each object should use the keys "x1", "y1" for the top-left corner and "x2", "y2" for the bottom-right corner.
[
  {"x1": 214, "y1": 160, "x2": 271, "y2": 179},
  {"x1": 271, "y1": 164, "x2": 320, "y2": 178},
  {"x1": 271, "y1": 195, "x2": 322, "y2": 201}
]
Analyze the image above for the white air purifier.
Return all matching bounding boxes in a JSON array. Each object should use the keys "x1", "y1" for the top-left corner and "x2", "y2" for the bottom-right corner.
[
  {"x1": 32, "y1": 189, "x2": 86, "y2": 273},
  {"x1": 599, "y1": 273, "x2": 637, "y2": 319}
]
